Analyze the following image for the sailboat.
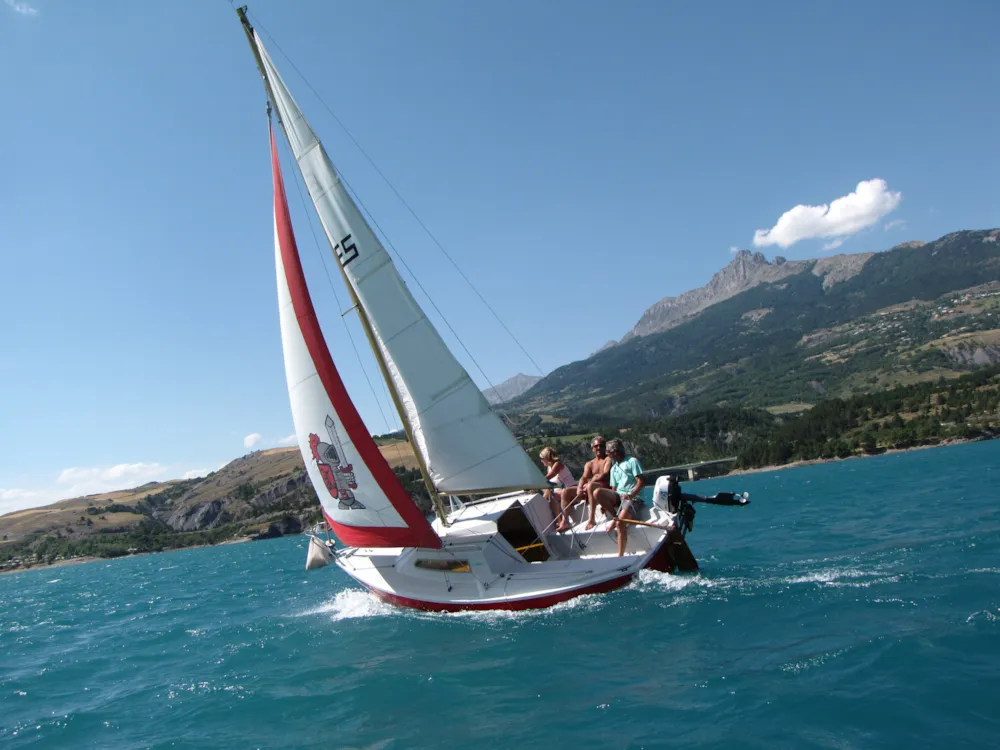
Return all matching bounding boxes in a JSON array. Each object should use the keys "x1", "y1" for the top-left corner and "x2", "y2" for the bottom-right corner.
[{"x1": 236, "y1": 7, "x2": 749, "y2": 611}]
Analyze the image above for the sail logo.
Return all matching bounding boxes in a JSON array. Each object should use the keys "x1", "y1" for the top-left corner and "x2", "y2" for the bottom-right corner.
[
  {"x1": 334, "y1": 233, "x2": 358, "y2": 268},
  {"x1": 309, "y1": 415, "x2": 365, "y2": 510}
]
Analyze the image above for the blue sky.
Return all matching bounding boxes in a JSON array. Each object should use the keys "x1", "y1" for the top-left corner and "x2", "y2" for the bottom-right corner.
[{"x1": 1, "y1": 0, "x2": 997, "y2": 511}]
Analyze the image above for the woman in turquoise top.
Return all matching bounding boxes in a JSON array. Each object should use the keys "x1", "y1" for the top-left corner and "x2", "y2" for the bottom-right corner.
[{"x1": 584, "y1": 439, "x2": 645, "y2": 556}]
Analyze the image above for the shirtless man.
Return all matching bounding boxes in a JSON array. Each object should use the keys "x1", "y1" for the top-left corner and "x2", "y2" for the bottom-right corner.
[{"x1": 557, "y1": 436, "x2": 612, "y2": 532}]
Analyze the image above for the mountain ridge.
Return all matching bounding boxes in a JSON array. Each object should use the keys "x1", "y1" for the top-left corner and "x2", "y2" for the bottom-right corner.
[
  {"x1": 617, "y1": 246, "x2": 882, "y2": 345},
  {"x1": 514, "y1": 228, "x2": 1000, "y2": 417}
]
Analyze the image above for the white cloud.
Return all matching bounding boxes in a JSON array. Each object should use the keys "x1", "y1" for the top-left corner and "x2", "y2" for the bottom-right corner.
[
  {"x1": 1, "y1": 458, "x2": 224, "y2": 516},
  {"x1": 0, "y1": 488, "x2": 52, "y2": 516},
  {"x1": 4, "y1": 0, "x2": 38, "y2": 16},
  {"x1": 277, "y1": 433, "x2": 297, "y2": 446},
  {"x1": 56, "y1": 462, "x2": 168, "y2": 497},
  {"x1": 243, "y1": 433, "x2": 263, "y2": 450},
  {"x1": 822, "y1": 238, "x2": 845, "y2": 251},
  {"x1": 884, "y1": 219, "x2": 906, "y2": 231},
  {"x1": 729, "y1": 246, "x2": 741, "y2": 254},
  {"x1": 753, "y1": 179, "x2": 902, "y2": 249}
]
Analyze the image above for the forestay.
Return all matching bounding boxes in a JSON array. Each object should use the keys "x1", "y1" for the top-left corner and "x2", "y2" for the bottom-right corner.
[
  {"x1": 270, "y1": 125, "x2": 440, "y2": 550},
  {"x1": 253, "y1": 31, "x2": 548, "y2": 495}
]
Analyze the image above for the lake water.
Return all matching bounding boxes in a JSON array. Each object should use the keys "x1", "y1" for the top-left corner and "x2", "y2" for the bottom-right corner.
[{"x1": 2, "y1": 440, "x2": 999, "y2": 748}]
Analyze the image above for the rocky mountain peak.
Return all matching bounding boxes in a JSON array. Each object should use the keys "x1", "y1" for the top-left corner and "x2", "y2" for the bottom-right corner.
[{"x1": 619, "y1": 250, "x2": 810, "y2": 343}]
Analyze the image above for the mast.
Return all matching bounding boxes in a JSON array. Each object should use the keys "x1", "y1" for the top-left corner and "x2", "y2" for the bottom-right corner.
[{"x1": 236, "y1": 7, "x2": 449, "y2": 524}]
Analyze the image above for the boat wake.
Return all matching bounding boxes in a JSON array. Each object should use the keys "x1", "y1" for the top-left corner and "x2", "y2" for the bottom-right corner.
[
  {"x1": 631, "y1": 569, "x2": 701, "y2": 591},
  {"x1": 296, "y1": 586, "x2": 611, "y2": 623},
  {"x1": 296, "y1": 589, "x2": 399, "y2": 621}
]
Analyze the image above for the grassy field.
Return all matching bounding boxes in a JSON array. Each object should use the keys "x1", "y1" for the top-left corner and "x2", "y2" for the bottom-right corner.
[{"x1": 765, "y1": 403, "x2": 815, "y2": 414}]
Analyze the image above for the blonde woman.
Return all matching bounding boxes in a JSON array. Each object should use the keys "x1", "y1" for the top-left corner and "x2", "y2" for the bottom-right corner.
[{"x1": 539, "y1": 446, "x2": 578, "y2": 532}]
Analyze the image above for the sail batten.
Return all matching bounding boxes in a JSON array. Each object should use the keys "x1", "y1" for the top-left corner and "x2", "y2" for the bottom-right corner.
[{"x1": 252, "y1": 31, "x2": 549, "y2": 495}]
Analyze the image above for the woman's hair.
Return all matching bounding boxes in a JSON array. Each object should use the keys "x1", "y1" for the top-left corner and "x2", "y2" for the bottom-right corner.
[
  {"x1": 539, "y1": 446, "x2": 559, "y2": 463},
  {"x1": 607, "y1": 438, "x2": 624, "y2": 455}
]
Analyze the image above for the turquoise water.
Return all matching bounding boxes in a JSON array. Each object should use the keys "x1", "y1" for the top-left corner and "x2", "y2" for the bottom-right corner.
[{"x1": 2, "y1": 441, "x2": 999, "y2": 749}]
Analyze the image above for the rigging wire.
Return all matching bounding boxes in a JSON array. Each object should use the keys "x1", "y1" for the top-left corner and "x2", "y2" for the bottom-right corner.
[{"x1": 246, "y1": 10, "x2": 546, "y2": 382}]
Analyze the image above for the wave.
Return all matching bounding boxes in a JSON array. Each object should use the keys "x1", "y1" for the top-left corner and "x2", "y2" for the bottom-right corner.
[
  {"x1": 295, "y1": 589, "x2": 399, "y2": 621},
  {"x1": 294, "y1": 585, "x2": 610, "y2": 624}
]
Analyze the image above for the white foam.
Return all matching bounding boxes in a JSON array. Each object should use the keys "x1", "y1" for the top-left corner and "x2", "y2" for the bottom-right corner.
[
  {"x1": 784, "y1": 567, "x2": 867, "y2": 585},
  {"x1": 297, "y1": 589, "x2": 398, "y2": 621},
  {"x1": 780, "y1": 647, "x2": 849, "y2": 674},
  {"x1": 631, "y1": 569, "x2": 699, "y2": 592},
  {"x1": 295, "y1": 586, "x2": 608, "y2": 623},
  {"x1": 965, "y1": 609, "x2": 999, "y2": 624},
  {"x1": 442, "y1": 591, "x2": 606, "y2": 623}
]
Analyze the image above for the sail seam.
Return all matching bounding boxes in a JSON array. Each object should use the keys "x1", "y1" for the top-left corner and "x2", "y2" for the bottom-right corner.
[{"x1": 434, "y1": 445, "x2": 538, "y2": 488}]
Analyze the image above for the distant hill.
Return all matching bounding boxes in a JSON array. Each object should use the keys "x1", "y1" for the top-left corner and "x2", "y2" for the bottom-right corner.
[
  {"x1": 482, "y1": 373, "x2": 543, "y2": 405},
  {"x1": 0, "y1": 441, "x2": 421, "y2": 567},
  {"x1": 514, "y1": 229, "x2": 1000, "y2": 418}
]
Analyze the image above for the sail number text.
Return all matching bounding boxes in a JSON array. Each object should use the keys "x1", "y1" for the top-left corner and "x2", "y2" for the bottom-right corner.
[{"x1": 335, "y1": 234, "x2": 358, "y2": 267}]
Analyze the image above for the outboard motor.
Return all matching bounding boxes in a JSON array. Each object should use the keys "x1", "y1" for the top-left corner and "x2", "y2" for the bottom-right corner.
[
  {"x1": 652, "y1": 473, "x2": 682, "y2": 513},
  {"x1": 652, "y1": 474, "x2": 696, "y2": 533},
  {"x1": 652, "y1": 473, "x2": 750, "y2": 536}
]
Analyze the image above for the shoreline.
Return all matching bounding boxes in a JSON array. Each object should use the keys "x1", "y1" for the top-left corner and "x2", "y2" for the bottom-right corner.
[
  {"x1": 4, "y1": 437, "x2": 994, "y2": 575},
  {"x1": 723, "y1": 436, "x2": 984, "y2": 478},
  {"x1": 0, "y1": 536, "x2": 258, "y2": 577}
]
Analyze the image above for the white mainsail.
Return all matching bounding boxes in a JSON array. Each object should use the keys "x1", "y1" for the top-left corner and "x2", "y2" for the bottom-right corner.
[{"x1": 252, "y1": 31, "x2": 548, "y2": 495}]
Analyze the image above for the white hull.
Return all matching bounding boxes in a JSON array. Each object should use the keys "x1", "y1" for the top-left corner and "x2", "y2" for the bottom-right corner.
[{"x1": 330, "y1": 491, "x2": 691, "y2": 612}]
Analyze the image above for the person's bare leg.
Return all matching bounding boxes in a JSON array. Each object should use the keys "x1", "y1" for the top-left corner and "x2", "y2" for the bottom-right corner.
[
  {"x1": 585, "y1": 484, "x2": 599, "y2": 529},
  {"x1": 556, "y1": 486, "x2": 577, "y2": 531},
  {"x1": 616, "y1": 504, "x2": 632, "y2": 556},
  {"x1": 586, "y1": 488, "x2": 618, "y2": 530},
  {"x1": 544, "y1": 489, "x2": 560, "y2": 524}
]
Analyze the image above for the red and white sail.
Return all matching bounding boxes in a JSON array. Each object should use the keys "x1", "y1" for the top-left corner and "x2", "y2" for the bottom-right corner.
[
  {"x1": 252, "y1": 31, "x2": 548, "y2": 496},
  {"x1": 270, "y1": 126, "x2": 440, "y2": 549}
]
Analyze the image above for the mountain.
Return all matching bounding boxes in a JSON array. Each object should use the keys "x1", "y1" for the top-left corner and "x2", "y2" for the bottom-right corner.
[
  {"x1": 618, "y1": 248, "x2": 875, "y2": 344},
  {"x1": 483, "y1": 373, "x2": 543, "y2": 405},
  {"x1": 513, "y1": 229, "x2": 1000, "y2": 418}
]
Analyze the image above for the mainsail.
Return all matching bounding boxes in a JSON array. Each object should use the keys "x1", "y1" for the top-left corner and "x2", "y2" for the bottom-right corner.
[
  {"x1": 270, "y1": 125, "x2": 440, "y2": 550},
  {"x1": 248, "y1": 26, "x2": 548, "y2": 495}
]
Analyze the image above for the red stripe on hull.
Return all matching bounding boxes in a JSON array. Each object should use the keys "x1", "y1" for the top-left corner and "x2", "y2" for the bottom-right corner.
[
  {"x1": 363, "y1": 572, "x2": 635, "y2": 612},
  {"x1": 642, "y1": 535, "x2": 676, "y2": 573},
  {"x1": 270, "y1": 126, "x2": 440, "y2": 550}
]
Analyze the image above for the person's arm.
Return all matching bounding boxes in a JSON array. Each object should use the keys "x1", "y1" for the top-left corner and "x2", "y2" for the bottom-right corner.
[
  {"x1": 576, "y1": 461, "x2": 593, "y2": 493},
  {"x1": 628, "y1": 473, "x2": 645, "y2": 499}
]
